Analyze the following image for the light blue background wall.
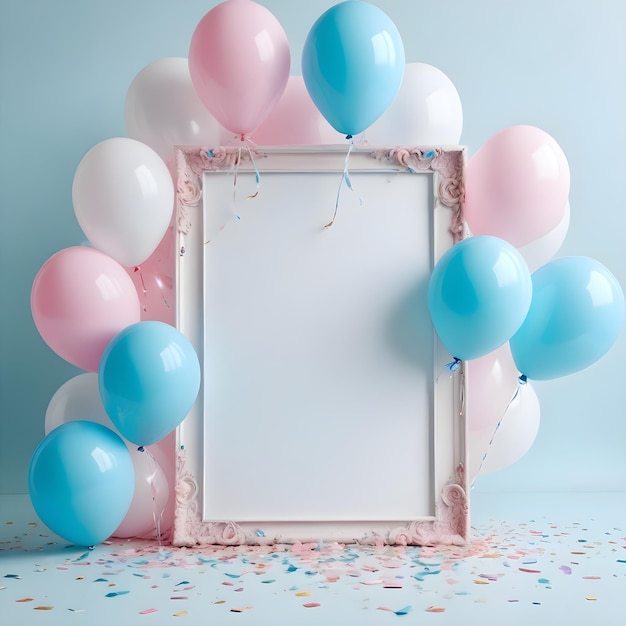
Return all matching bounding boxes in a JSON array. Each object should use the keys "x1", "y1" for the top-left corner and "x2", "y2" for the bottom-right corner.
[{"x1": 1, "y1": 0, "x2": 624, "y2": 495}]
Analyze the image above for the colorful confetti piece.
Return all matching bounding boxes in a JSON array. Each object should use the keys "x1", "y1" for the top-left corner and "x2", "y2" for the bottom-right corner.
[
  {"x1": 378, "y1": 605, "x2": 412, "y2": 615},
  {"x1": 105, "y1": 590, "x2": 130, "y2": 598}
]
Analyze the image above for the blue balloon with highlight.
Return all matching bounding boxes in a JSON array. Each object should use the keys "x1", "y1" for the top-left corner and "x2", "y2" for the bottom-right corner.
[
  {"x1": 28, "y1": 421, "x2": 134, "y2": 547},
  {"x1": 428, "y1": 236, "x2": 533, "y2": 361},
  {"x1": 510, "y1": 256, "x2": 625, "y2": 380},
  {"x1": 99, "y1": 321, "x2": 201, "y2": 446},
  {"x1": 302, "y1": 0, "x2": 405, "y2": 136}
]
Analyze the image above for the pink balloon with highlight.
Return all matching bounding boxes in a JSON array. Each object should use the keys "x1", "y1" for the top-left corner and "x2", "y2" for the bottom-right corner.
[
  {"x1": 464, "y1": 125, "x2": 570, "y2": 248},
  {"x1": 31, "y1": 246, "x2": 141, "y2": 372},
  {"x1": 221, "y1": 75, "x2": 343, "y2": 146},
  {"x1": 189, "y1": 0, "x2": 290, "y2": 137}
]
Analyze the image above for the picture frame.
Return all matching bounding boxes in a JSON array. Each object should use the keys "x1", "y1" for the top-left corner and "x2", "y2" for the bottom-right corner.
[{"x1": 173, "y1": 145, "x2": 468, "y2": 546}]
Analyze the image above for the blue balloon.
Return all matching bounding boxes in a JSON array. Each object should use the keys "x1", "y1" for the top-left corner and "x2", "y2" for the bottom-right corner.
[
  {"x1": 28, "y1": 421, "x2": 134, "y2": 546},
  {"x1": 99, "y1": 321, "x2": 201, "y2": 446},
  {"x1": 302, "y1": 0, "x2": 405, "y2": 136},
  {"x1": 428, "y1": 236, "x2": 533, "y2": 360},
  {"x1": 510, "y1": 256, "x2": 625, "y2": 380}
]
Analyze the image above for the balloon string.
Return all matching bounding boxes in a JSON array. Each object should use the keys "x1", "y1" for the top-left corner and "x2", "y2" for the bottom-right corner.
[
  {"x1": 132, "y1": 265, "x2": 169, "y2": 313},
  {"x1": 470, "y1": 374, "x2": 528, "y2": 489},
  {"x1": 230, "y1": 141, "x2": 260, "y2": 215},
  {"x1": 133, "y1": 266, "x2": 148, "y2": 314},
  {"x1": 244, "y1": 142, "x2": 261, "y2": 200},
  {"x1": 230, "y1": 148, "x2": 243, "y2": 221},
  {"x1": 133, "y1": 266, "x2": 147, "y2": 295},
  {"x1": 326, "y1": 135, "x2": 361, "y2": 229},
  {"x1": 137, "y1": 446, "x2": 163, "y2": 549}
]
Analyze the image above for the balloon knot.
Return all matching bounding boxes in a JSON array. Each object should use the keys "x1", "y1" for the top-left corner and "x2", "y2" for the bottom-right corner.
[
  {"x1": 446, "y1": 357, "x2": 462, "y2": 373},
  {"x1": 345, "y1": 134, "x2": 353, "y2": 140},
  {"x1": 519, "y1": 374, "x2": 528, "y2": 384},
  {"x1": 137, "y1": 446, "x2": 145, "y2": 453}
]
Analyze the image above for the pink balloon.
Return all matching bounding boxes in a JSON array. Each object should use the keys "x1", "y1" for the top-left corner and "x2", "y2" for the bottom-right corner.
[
  {"x1": 31, "y1": 247, "x2": 141, "y2": 372},
  {"x1": 189, "y1": 0, "x2": 290, "y2": 137},
  {"x1": 466, "y1": 343, "x2": 520, "y2": 433},
  {"x1": 126, "y1": 225, "x2": 175, "y2": 324},
  {"x1": 220, "y1": 75, "x2": 343, "y2": 146},
  {"x1": 464, "y1": 125, "x2": 570, "y2": 247}
]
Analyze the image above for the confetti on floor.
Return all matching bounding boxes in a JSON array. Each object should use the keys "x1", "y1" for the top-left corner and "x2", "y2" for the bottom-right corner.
[{"x1": 2, "y1": 494, "x2": 626, "y2": 624}]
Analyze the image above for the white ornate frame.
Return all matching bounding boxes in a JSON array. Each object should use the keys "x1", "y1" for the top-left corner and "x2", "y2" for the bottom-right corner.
[{"x1": 173, "y1": 146, "x2": 468, "y2": 547}]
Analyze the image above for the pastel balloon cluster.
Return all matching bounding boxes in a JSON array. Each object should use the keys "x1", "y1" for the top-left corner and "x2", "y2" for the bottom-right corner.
[
  {"x1": 428, "y1": 235, "x2": 624, "y2": 480},
  {"x1": 29, "y1": 319, "x2": 200, "y2": 546},
  {"x1": 185, "y1": 0, "x2": 407, "y2": 142},
  {"x1": 44, "y1": 373, "x2": 174, "y2": 540},
  {"x1": 30, "y1": 131, "x2": 199, "y2": 546},
  {"x1": 428, "y1": 234, "x2": 624, "y2": 379},
  {"x1": 28, "y1": 0, "x2": 626, "y2": 540},
  {"x1": 129, "y1": 1, "x2": 460, "y2": 151},
  {"x1": 433, "y1": 120, "x2": 623, "y2": 478}
]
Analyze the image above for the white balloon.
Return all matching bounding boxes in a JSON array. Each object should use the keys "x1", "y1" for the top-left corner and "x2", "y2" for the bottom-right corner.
[
  {"x1": 468, "y1": 381, "x2": 541, "y2": 481},
  {"x1": 113, "y1": 444, "x2": 171, "y2": 539},
  {"x1": 45, "y1": 373, "x2": 113, "y2": 434},
  {"x1": 364, "y1": 62, "x2": 463, "y2": 146},
  {"x1": 466, "y1": 343, "x2": 520, "y2": 433},
  {"x1": 72, "y1": 137, "x2": 174, "y2": 267},
  {"x1": 517, "y1": 200, "x2": 570, "y2": 272},
  {"x1": 125, "y1": 57, "x2": 222, "y2": 167}
]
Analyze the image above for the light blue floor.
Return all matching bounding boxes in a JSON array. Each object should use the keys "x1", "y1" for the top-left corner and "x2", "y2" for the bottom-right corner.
[{"x1": 2, "y1": 492, "x2": 625, "y2": 625}]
